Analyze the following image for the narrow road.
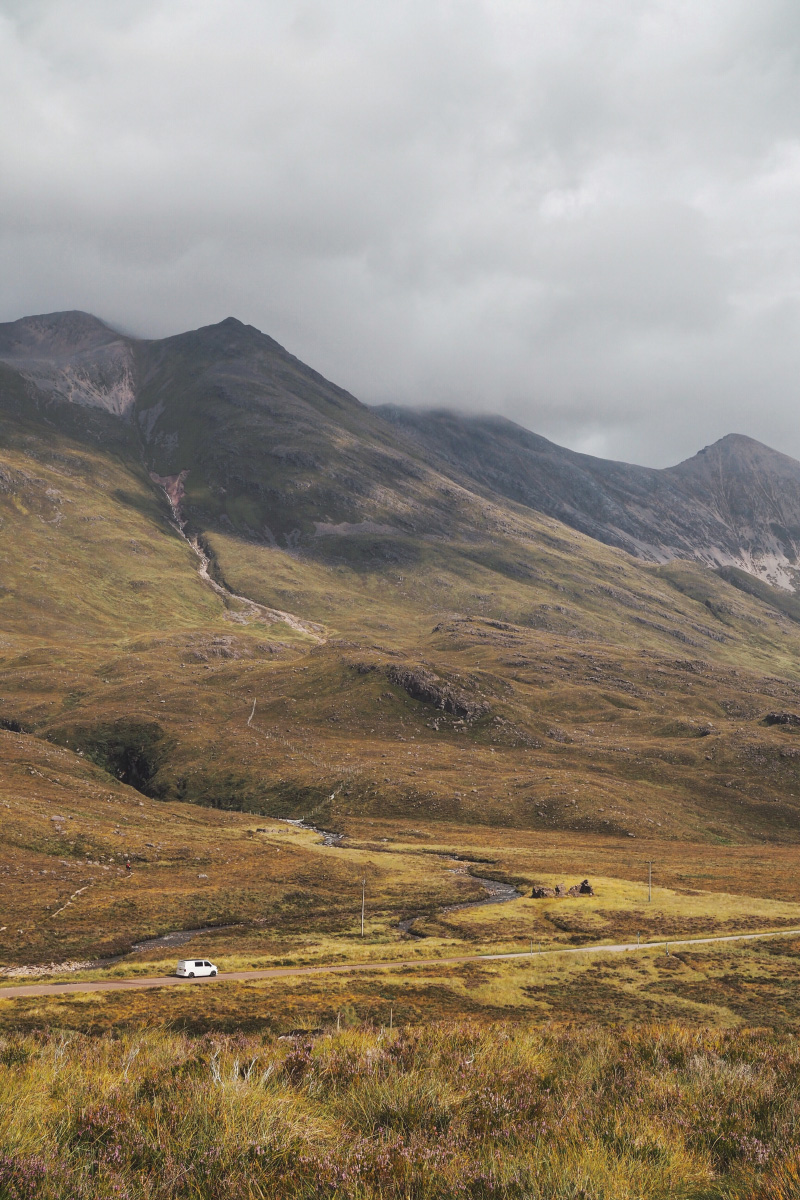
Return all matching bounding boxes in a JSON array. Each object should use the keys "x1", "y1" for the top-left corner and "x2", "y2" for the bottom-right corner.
[{"x1": 2, "y1": 926, "x2": 799, "y2": 1000}]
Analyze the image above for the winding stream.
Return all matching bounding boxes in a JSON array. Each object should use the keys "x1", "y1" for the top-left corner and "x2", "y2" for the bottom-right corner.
[
  {"x1": 398, "y1": 872, "x2": 522, "y2": 935},
  {"x1": 129, "y1": 925, "x2": 241, "y2": 954},
  {"x1": 281, "y1": 818, "x2": 522, "y2": 934},
  {"x1": 147, "y1": 478, "x2": 520, "y2": 934},
  {"x1": 9, "y1": 826, "x2": 522, "y2": 977}
]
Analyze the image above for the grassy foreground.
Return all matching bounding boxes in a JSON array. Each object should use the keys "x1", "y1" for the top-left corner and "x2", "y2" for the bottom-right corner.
[{"x1": 3, "y1": 1022, "x2": 800, "y2": 1199}]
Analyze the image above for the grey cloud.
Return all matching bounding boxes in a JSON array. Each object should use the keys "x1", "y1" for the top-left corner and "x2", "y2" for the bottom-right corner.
[{"x1": 1, "y1": 0, "x2": 800, "y2": 466}]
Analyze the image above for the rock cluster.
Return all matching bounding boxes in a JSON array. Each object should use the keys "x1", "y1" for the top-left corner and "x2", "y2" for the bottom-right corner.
[
  {"x1": 763, "y1": 711, "x2": 800, "y2": 727},
  {"x1": 386, "y1": 664, "x2": 489, "y2": 721},
  {"x1": 531, "y1": 879, "x2": 594, "y2": 899},
  {"x1": 0, "y1": 960, "x2": 94, "y2": 979}
]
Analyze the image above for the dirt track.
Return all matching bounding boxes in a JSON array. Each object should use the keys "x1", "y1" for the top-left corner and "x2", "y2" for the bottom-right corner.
[{"x1": 1, "y1": 927, "x2": 798, "y2": 1001}]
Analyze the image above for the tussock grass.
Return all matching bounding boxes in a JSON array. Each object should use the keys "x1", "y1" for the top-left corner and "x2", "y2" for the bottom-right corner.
[{"x1": 1, "y1": 1021, "x2": 800, "y2": 1197}]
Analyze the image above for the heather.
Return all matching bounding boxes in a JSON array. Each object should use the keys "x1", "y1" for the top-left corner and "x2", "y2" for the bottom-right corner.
[{"x1": 3, "y1": 1022, "x2": 800, "y2": 1198}]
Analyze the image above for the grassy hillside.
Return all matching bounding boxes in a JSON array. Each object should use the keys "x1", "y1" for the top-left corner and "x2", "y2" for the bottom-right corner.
[
  {"x1": 5, "y1": 719, "x2": 800, "y2": 980},
  {"x1": 4, "y1": 378, "x2": 800, "y2": 850},
  {"x1": 7, "y1": 326, "x2": 800, "y2": 1198}
]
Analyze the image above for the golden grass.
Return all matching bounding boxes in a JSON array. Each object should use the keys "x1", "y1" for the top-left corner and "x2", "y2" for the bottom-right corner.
[
  {"x1": 5, "y1": 730, "x2": 800, "y2": 980},
  {"x1": 6, "y1": 932, "x2": 800, "y2": 1037},
  {"x1": 1, "y1": 1019, "x2": 800, "y2": 1196}
]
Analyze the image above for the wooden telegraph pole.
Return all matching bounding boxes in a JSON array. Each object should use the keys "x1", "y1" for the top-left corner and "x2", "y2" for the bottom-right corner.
[
  {"x1": 647, "y1": 861, "x2": 653, "y2": 903},
  {"x1": 361, "y1": 877, "x2": 366, "y2": 936}
]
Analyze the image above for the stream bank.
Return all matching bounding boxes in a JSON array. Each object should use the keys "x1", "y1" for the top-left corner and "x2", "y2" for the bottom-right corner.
[{"x1": 282, "y1": 817, "x2": 523, "y2": 934}]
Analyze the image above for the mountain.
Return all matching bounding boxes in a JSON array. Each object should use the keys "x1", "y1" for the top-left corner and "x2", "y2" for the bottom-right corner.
[{"x1": 4, "y1": 308, "x2": 800, "y2": 871}]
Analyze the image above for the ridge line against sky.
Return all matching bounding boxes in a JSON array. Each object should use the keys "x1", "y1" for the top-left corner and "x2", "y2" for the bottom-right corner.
[{"x1": 2, "y1": 0, "x2": 800, "y2": 467}]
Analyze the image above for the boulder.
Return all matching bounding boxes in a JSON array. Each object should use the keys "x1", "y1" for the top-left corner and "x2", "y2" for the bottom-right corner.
[
  {"x1": 568, "y1": 879, "x2": 594, "y2": 896},
  {"x1": 531, "y1": 885, "x2": 556, "y2": 898},
  {"x1": 386, "y1": 664, "x2": 489, "y2": 721}
]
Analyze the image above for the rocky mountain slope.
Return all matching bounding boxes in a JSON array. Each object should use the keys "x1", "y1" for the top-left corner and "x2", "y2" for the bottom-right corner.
[
  {"x1": 0, "y1": 311, "x2": 136, "y2": 416},
  {"x1": 379, "y1": 408, "x2": 800, "y2": 590}
]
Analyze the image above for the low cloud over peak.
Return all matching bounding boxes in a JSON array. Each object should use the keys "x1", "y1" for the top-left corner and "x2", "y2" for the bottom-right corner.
[{"x1": 2, "y1": 0, "x2": 800, "y2": 466}]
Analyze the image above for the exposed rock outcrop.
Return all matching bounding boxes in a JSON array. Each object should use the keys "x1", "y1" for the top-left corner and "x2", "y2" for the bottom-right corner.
[
  {"x1": 531, "y1": 879, "x2": 594, "y2": 898},
  {"x1": 568, "y1": 879, "x2": 594, "y2": 896},
  {"x1": 386, "y1": 664, "x2": 488, "y2": 721},
  {"x1": 763, "y1": 712, "x2": 800, "y2": 727},
  {"x1": 0, "y1": 311, "x2": 137, "y2": 415}
]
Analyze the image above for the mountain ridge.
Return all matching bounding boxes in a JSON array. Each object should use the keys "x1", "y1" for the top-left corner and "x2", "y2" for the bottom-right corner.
[{"x1": 377, "y1": 408, "x2": 800, "y2": 591}]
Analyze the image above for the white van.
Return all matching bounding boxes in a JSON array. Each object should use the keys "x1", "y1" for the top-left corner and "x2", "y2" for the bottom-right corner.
[{"x1": 176, "y1": 959, "x2": 218, "y2": 978}]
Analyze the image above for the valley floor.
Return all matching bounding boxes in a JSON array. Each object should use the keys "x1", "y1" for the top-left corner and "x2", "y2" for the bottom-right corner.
[{"x1": 6, "y1": 810, "x2": 800, "y2": 1033}]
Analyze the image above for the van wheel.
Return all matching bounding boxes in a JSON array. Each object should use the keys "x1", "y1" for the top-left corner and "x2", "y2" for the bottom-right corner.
[
  {"x1": 211, "y1": 970, "x2": 217, "y2": 976},
  {"x1": 187, "y1": 972, "x2": 195, "y2": 978}
]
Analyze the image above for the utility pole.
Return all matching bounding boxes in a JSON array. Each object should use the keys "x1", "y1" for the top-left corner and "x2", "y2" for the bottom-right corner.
[
  {"x1": 361, "y1": 877, "x2": 366, "y2": 936},
  {"x1": 647, "y1": 861, "x2": 653, "y2": 903}
]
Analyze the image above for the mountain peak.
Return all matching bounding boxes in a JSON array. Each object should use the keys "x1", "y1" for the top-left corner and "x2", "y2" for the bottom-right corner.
[
  {"x1": 696, "y1": 432, "x2": 774, "y2": 456},
  {"x1": 0, "y1": 310, "x2": 135, "y2": 416},
  {"x1": 0, "y1": 310, "x2": 121, "y2": 357},
  {"x1": 671, "y1": 432, "x2": 800, "y2": 479},
  {"x1": 199, "y1": 315, "x2": 263, "y2": 337},
  {"x1": 162, "y1": 315, "x2": 287, "y2": 359},
  {"x1": 2, "y1": 305, "x2": 800, "y2": 592}
]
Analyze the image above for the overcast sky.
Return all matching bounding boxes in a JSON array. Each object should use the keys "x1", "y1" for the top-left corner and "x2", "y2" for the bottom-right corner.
[{"x1": 2, "y1": 0, "x2": 800, "y2": 466}]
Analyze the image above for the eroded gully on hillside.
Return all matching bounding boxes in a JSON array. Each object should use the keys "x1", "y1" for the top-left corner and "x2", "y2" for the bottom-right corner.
[
  {"x1": 150, "y1": 470, "x2": 325, "y2": 641},
  {"x1": 140, "y1": 481, "x2": 518, "y2": 935}
]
